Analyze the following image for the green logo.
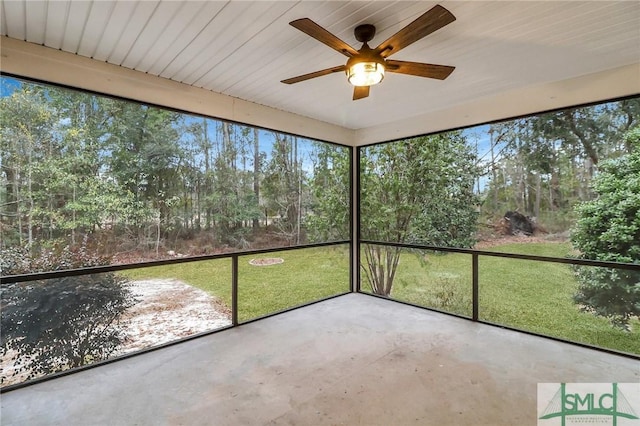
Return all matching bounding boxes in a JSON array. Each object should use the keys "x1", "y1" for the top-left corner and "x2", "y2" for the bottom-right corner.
[{"x1": 539, "y1": 383, "x2": 639, "y2": 426}]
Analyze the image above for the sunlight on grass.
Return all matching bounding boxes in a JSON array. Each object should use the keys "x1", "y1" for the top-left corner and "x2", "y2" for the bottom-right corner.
[
  {"x1": 238, "y1": 245, "x2": 350, "y2": 322},
  {"x1": 478, "y1": 244, "x2": 640, "y2": 355},
  {"x1": 120, "y1": 245, "x2": 350, "y2": 323}
]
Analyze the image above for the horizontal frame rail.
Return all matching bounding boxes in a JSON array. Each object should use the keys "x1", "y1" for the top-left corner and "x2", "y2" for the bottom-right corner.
[
  {"x1": 0, "y1": 240, "x2": 350, "y2": 284},
  {"x1": 361, "y1": 240, "x2": 640, "y2": 270},
  {"x1": 359, "y1": 240, "x2": 639, "y2": 360},
  {"x1": 0, "y1": 241, "x2": 352, "y2": 393}
]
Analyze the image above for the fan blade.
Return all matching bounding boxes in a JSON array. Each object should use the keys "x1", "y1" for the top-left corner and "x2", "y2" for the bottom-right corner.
[
  {"x1": 281, "y1": 65, "x2": 346, "y2": 84},
  {"x1": 374, "y1": 5, "x2": 455, "y2": 58},
  {"x1": 353, "y1": 85, "x2": 370, "y2": 100},
  {"x1": 290, "y1": 18, "x2": 359, "y2": 57},
  {"x1": 386, "y1": 60, "x2": 455, "y2": 80}
]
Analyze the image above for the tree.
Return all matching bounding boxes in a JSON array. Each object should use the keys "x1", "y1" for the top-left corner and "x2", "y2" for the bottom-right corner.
[
  {"x1": 306, "y1": 142, "x2": 351, "y2": 242},
  {"x1": 570, "y1": 127, "x2": 640, "y2": 330},
  {"x1": 205, "y1": 122, "x2": 261, "y2": 245},
  {"x1": 252, "y1": 127, "x2": 261, "y2": 230},
  {"x1": 262, "y1": 133, "x2": 305, "y2": 243},
  {"x1": 0, "y1": 240, "x2": 135, "y2": 383},
  {"x1": 359, "y1": 132, "x2": 479, "y2": 296},
  {"x1": 480, "y1": 99, "x2": 640, "y2": 232},
  {"x1": 0, "y1": 84, "x2": 57, "y2": 246}
]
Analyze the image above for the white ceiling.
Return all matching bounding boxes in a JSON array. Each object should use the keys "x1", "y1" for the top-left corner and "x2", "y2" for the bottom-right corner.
[{"x1": 1, "y1": 1, "x2": 639, "y2": 140}]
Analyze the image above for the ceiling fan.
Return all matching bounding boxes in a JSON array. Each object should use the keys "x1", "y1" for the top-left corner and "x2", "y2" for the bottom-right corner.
[{"x1": 281, "y1": 4, "x2": 456, "y2": 100}]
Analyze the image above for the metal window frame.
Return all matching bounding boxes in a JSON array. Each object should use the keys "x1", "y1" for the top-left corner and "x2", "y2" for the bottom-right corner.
[{"x1": 356, "y1": 241, "x2": 640, "y2": 361}]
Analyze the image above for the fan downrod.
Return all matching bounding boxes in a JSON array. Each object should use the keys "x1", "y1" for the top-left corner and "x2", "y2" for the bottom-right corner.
[{"x1": 354, "y1": 24, "x2": 376, "y2": 43}]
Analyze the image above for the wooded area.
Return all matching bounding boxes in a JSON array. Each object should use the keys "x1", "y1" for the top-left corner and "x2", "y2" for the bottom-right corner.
[
  {"x1": 479, "y1": 98, "x2": 639, "y2": 233},
  {"x1": 0, "y1": 76, "x2": 638, "y2": 272},
  {"x1": 0, "y1": 78, "x2": 350, "y2": 269}
]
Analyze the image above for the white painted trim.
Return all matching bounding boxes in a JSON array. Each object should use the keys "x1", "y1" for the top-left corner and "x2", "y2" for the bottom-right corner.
[
  {"x1": 0, "y1": 37, "x2": 356, "y2": 146},
  {"x1": 2, "y1": 37, "x2": 638, "y2": 147}
]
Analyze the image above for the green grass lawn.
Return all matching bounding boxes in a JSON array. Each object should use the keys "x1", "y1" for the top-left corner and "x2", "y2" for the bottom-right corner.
[
  {"x1": 122, "y1": 241, "x2": 638, "y2": 355},
  {"x1": 121, "y1": 245, "x2": 350, "y2": 322},
  {"x1": 478, "y1": 242, "x2": 640, "y2": 355},
  {"x1": 237, "y1": 246, "x2": 350, "y2": 321},
  {"x1": 390, "y1": 250, "x2": 473, "y2": 317},
  {"x1": 361, "y1": 242, "x2": 639, "y2": 355}
]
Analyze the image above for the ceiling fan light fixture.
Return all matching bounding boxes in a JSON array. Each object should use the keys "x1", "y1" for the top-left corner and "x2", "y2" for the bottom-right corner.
[
  {"x1": 283, "y1": 5, "x2": 456, "y2": 99},
  {"x1": 347, "y1": 61, "x2": 385, "y2": 87}
]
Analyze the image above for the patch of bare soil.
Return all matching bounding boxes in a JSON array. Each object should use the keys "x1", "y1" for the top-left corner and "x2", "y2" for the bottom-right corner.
[
  {"x1": 117, "y1": 279, "x2": 232, "y2": 354},
  {"x1": 248, "y1": 257, "x2": 284, "y2": 266},
  {"x1": 474, "y1": 235, "x2": 569, "y2": 249}
]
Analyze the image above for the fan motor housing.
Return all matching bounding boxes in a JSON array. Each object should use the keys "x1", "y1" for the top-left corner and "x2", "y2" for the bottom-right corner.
[{"x1": 354, "y1": 24, "x2": 376, "y2": 43}]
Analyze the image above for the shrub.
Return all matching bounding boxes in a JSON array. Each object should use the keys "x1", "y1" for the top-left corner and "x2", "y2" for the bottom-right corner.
[
  {"x1": 571, "y1": 127, "x2": 640, "y2": 330},
  {"x1": 0, "y1": 238, "x2": 135, "y2": 383}
]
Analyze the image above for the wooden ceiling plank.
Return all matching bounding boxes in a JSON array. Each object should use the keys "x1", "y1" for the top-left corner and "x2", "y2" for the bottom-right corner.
[
  {"x1": 134, "y1": 1, "x2": 208, "y2": 73},
  {"x1": 77, "y1": 1, "x2": 115, "y2": 58},
  {"x1": 183, "y1": 1, "x2": 298, "y2": 86},
  {"x1": 146, "y1": 1, "x2": 228, "y2": 77},
  {"x1": 169, "y1": 1, "x2": 272, "y2": 83},
  {"x1": 3, "y1": 0, "x2": 26, "y2": 40},
  {"x1": 121, "y1": 1, "x2": 184, "y2": 70},
  {"x1": 0, "y1": 1, "x2": 6, "y2": 36},
  {"x1": 43, "y1": 1, "x2": 69, "y2": 49},
  {"x1": 204, "y1": 1, "x2": 347, "y2": 94},
  {"x1": 107, "y1": 1, "x2": 160, "y2": 65},
  {"x1": 91, "y1": 1, "x2": 137, "y2": 61},
  {"x1": 61, "y1": 1, "x2": 91, "y2": 53},
  {"x1": 25, "y1": 1, "x2": 47, "y2": 44}
]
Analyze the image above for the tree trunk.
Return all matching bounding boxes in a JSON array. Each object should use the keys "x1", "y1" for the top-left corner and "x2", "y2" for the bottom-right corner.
[
  {"x1": 72, "y1": 186, "x2": 76, "y2": 245},
  {"x1": 550, "y1": 172, "x2": 560, "y2": 210},
  {"x1": 221, "y1": 122, "x2": 232, "y2": 234},
  {"x1": 564, "y1": 110, "x2": 599, "y2": 166},
  {"x1": 203, "y1": 119, "x2": 212, "y2": 230},
  {"x1": 294, "y1": 137, "x2": 301, "y2": 244},
  {"x1": 27, "y1": 137, "x2": 33, "y2": 245},
  {"x1": 253, "y1": 128, "x2": 260, "y2": 230},
  {"x1": 362, "y1": 245, "x2": 401, "y2": 296},
  {"x1": 516, "y1": 163, "x2": 525, "y2": 212},
  {"x1": 534, "y1": 173, "x2": 541, "y2": 219},
  {"x1": 491, "y1": 133, "x2": 498, "y2": 209}
]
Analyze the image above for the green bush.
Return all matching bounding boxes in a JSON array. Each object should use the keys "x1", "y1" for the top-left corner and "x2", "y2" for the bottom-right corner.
[
  {"x1": 571, "y1": 127, "x2": 640, "y2": 330},
  {"x1": 1, "y1": 239, "x2": 134, "y2": 383}
]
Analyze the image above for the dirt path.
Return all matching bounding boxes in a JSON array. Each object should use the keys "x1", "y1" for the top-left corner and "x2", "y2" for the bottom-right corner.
[
  {"x1": 118, "y1": 278, "x2": 232, "y2": 354},
  {"x1": 473, "y1": 235, "x2": 569, "y2": 249}
]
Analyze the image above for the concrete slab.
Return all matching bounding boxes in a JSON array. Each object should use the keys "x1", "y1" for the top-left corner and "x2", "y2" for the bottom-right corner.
[{"x1": 1, "y1": 293, "x2": 638, "y2": 425}]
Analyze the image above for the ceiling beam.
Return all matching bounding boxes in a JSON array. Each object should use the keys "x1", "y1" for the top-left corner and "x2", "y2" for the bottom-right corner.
[
  {"x1": 0, "y1": 37, "x2": 356, "y2": 146},
  {"x1": 1, "y1": 37, "x2": 638, "y2": 147}
]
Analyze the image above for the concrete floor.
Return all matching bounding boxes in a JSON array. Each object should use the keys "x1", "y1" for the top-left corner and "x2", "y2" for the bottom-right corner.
[{"x1": 1, "y1": 293, "x2": 638, "y2": 426}]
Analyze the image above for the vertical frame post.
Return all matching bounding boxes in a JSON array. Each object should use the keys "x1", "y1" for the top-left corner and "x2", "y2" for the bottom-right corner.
[
  {"x1": 232, "y1": 255, "x2": 239, "y2": 326},
  {"x1": 472, "y1": 253, "x2": 479, "y2": 321},
  {"x1": 354, "y1": 147, "x2": 362, "y2": 293}
]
